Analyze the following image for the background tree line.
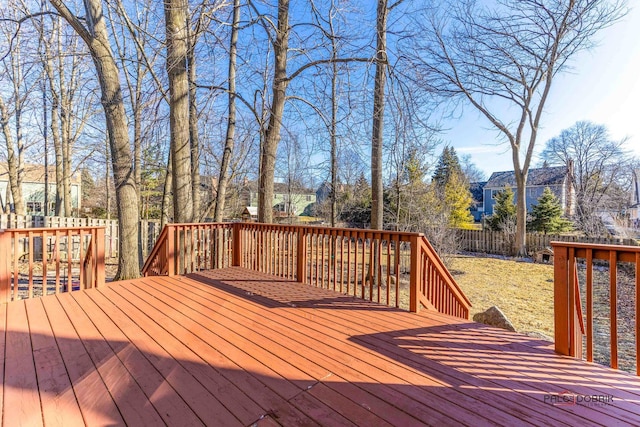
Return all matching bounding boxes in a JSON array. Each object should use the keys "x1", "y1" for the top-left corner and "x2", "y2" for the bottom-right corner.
[{"x1": 0, "y1": 0, "x2": 631, "y2": 276}]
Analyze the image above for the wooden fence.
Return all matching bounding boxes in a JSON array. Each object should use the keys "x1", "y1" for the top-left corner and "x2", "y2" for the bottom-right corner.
[
  {"x1": 0, "y1": 214, "x2": 161, "y2": 259},
  {"x1": 457, "y1": 229, "x2": 638, "y2": 256}
]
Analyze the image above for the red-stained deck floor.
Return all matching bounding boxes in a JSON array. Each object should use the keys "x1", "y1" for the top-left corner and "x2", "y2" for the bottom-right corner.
[{"x1": 2, "y1": 267, "x2": 640, "y2": 426}]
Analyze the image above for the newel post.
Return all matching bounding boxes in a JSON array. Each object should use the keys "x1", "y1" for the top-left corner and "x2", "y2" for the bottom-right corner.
[
  {"x1": 0, "y1": 231, "x2": 10, "y2": 303},
  {"x1": 232, "y1": 223, "x2": 242, "y2": 267},
  {"x1": 409, "y1": 234, "x2": 421, "y2": 313},
  {"x1": 553, "y1": 243, "x2": 572, "y2": 356},
  {"x1": 296, "y1": 227, "x2": 307, "y2": 283},
  {"x1": 95, "y1": 227, "x2": 106, "y2": 287}
]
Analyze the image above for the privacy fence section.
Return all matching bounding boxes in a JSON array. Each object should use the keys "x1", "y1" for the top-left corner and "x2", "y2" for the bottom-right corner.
[
  {"x1": 552, "y1": 241, "x2": 640, "y2": 375},
  {"x1": 458, "y1": 229, "x2": 638, "y2": 256},
  {"x1": 143, "y1": 222, "x2": 472, "y2": 319},
  {"x1": 0, "y1": 214, "x2": 161, "y2": 259},
  {"x1": 0, "y1": 227, "x2": 105, "y2": 303}
]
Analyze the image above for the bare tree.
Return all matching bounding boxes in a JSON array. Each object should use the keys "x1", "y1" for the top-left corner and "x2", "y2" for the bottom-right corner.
[
  {"x1": 407, "y1": 0, "x2": 625, "y2": 255},
  {"x1": 164, "y1": 0, "x2": 193, "y2": 223},
  {"x1": 541, "y1": 121, "x2": 634, "y2": 234},
  {"x1": 49, "y1": 0, "x2": 140, "y2": 279},
  {"x1": 370, "y1": 0, "x2": 388, "y2": 231},
  {"x1": 214, "y1": 0, "x2": 240, "y2": 222}
]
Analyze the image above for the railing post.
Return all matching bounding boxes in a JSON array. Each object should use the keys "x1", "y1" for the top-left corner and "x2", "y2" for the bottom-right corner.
[
  {"x1": 167, "y1": 226, "x2": 176, "y2": 276},
  {"x1": 232, "y1": 223, "x2": 242, "y2": 267},
  {"x1": 553, "y1": 244, "x2": 572, "y2": 356},
  {"x1": 0, "y1": 231, "x2": 10, "y2": 303},
  {"x1": 296, "y1": 228, "x2": 307, "y2": 283},
  {"x1": 95, "y1": 228, "x2": 105, "y2": 287},
  {"x1": 409, "y1": 234, "x2": 421, "y2": 313}
]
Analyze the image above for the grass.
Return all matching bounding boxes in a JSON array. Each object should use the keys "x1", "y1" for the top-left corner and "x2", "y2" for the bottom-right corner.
[{"x1": 449, "y1": 254, "x2": 555, "y2": 338}]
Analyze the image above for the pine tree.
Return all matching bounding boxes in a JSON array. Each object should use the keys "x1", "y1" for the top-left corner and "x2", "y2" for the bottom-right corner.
[
  {"x1": 487, "y1": 186, "x2": 517, "y2": 232},
  {"x1": 444, "y1": 172, "x2": 474, "y2": 228},
  {"x1": 529, "y1": 187, "x2": 573, "y2": 234},
  {"x1": 430, "y1": 147, "x2": 473, "y2": 229},
  {"x1": 432, "y1": 147, "x2": 463, "y2": 189}
]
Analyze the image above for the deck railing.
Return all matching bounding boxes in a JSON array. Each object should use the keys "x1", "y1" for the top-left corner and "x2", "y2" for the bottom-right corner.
[
  {"x1": 141, "y1": 223, "x2": 234, "y2": 276},
  {"x1": 0, "y1": 227, "x2": 105, "y2": 303},
  {"x1": 143, "y1": 222, "x2": 471, "y2": 319},
  {"x1": 552, "y1": 241, "x2": 640, "y2": 374}
]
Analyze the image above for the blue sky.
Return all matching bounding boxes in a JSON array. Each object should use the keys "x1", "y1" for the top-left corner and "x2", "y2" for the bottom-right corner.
[{"x1": 441, "y1": 4, "x2": 640, "y2": 178}]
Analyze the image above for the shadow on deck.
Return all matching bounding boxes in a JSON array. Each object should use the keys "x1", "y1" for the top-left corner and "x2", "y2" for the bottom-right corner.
[{"x1": 2, "y1": 267, "x2": 640, "y2": 426}]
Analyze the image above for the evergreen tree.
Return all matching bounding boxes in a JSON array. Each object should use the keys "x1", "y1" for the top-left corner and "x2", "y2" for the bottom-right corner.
[
  {"x1": 430, "y1": 147, "x2": 474, "y2": 229},
  {"x1": 529, "y1": 187, "x2": 573, "y2": 234},
  {"x1": 487, "y1": 186, "x2": 517, "y2": 232},
  {"x1": 432, "y1": 147, "x2": 463, "y2": 189},
  {"x1": 444, "y1": 172, "x2": 474, "y2": 228}
]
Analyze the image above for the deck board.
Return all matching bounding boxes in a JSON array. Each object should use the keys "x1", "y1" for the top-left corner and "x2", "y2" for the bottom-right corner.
[
  {"x1": 25, "y1": 298, "x2": 84, "y2": 427},
  {"x1": 2, "y1": 267, "x2": 640, "y2": 426}
]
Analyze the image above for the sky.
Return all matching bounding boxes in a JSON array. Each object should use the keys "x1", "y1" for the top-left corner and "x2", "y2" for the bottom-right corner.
[{"x1": 441, "y1": 4, "x2": 640, "y2": 178}]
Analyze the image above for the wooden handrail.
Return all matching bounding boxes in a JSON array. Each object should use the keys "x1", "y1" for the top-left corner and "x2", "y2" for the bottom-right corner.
[
  {"x1": 0, "y1": 227, "x2": 106, "y2": 303},
  {"x1": 415, "y1": 236, "x2": 472, "y2": 318},
  {"x1": 141, "y1": 225, "x2": 169, "y2": 275},
  {"x1": 141, "y1": 222, "x2": 472, "y2": 319},
  {"x1": 142, "y1": 223, "x2": 233, "y2": 277},
  {"x1": 552, "y1": 241, "x2": 640, "y2": 374}
]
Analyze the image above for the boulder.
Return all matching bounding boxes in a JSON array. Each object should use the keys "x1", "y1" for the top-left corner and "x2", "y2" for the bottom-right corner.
[{"x1": 473, "y1": 306, "x2": 516, "y2": 332}]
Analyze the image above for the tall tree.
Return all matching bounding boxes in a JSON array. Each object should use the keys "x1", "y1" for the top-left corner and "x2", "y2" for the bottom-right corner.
[
  {"x1": 49, "y1": 0, "x2": 140, "y2": 279},
  {"x1": 164, "y1": 0, "x2": 193, "y2": 223},
  {"x1": 540, "y1": 121, "x2": 632, "y2": 234},
  {"x1": 258, "y1": 0, "x2": 290, "y2": 223},
  {"x1": 432, "y1": 146, "x2": 463, "y2": 188},
  {"x1": 213, "y1": 0, "x2": 240, "y2": 222},
  {"x1": 408, "y1": 0, "x2": 625, "y2": 255},
  {"x1": 370, "y1": 0, "x2": 388, "y2": 231}
]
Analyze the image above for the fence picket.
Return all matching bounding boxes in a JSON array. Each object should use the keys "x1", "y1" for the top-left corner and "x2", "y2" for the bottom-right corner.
[
  {"x1": 456, "y1": 229, "x2": 638, "y2": 256},
  {"x1": 0, "y1": 214, "x2": 160, "y2": 260}
]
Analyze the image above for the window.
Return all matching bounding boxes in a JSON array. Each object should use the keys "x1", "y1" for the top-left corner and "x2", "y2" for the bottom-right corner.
[
  {"x1": 26, "y1": 202, "x2": 42, "y2": 214},
  {"x1": 306, "y1": 195, "x2": 311, "y2": 201}
]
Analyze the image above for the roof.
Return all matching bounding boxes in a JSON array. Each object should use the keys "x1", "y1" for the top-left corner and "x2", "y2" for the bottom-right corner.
[
  {"x1": 485, "y1": 166, "x2": 567, "y2": 189},
  {"x1": 0, "y1": 163, "x2": 82, "y2": 185},
  {"x1": 243, "y1": 206, "x2": 258, "y2": 216}
]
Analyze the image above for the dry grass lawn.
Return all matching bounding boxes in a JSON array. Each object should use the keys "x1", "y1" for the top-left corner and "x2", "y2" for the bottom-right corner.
[{"x1": 449, "y1": 255, "x2": 555, "y2": 338}]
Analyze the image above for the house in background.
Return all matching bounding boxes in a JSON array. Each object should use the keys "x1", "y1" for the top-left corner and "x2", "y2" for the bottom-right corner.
[
  {"x1": 482, "y1": 165, "x2": 575, "y2": 217},
  {"x1": 630, "y1": 169, "x2": 640, "y2": 226},
  {"x1": 469, "y1": 181, "x2": 487, "y2": 222},
  {"x1": 0, "y1": 163, "x2": 81, "y2": 215},
  {"x1": 243, "y1": 181, "x2": 316, "y2": 218}
]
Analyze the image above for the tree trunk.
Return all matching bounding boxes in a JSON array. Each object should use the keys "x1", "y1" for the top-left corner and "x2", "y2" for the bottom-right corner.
[
  {"x1": 214, "y1": 0, "x2": 240, "y2": 223},
  {"x1": 161, "y1": 151, "x2": 173, "y2": 228},
  {"x1": 258, "y1": 0, "x2": 290, "y2": 224},
  {"x1": 49, "y1": 0, "x2": 140, "y2": 279},
  {"x1": 514, "y1": 170, "x2": 528, "y2": 256},
  {"x1": 370, "y1": 0, "x2": 388, "y2": 230},
  {"x1": 164, "y1": 0, "x2": 194, "y2": 224},
  {"x1": 187, "y1": 18, "x2": 201, "y2": 219},
  {"x1": 330, "y1": 24, "x2": 338, "y2": 227},
  {"x1": 0, "y1": 96, "x2": 24, "y2": 215}
]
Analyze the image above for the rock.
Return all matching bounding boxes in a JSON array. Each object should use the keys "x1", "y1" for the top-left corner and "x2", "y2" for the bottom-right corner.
[{"x1": 473, "y1": 306, "x2": 516, "y2": 332}]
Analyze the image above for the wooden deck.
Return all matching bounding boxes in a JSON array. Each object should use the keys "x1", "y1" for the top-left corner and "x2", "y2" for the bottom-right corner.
[{"x1": 2, "y1": 267, "x2": 640, "y2": 426}]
